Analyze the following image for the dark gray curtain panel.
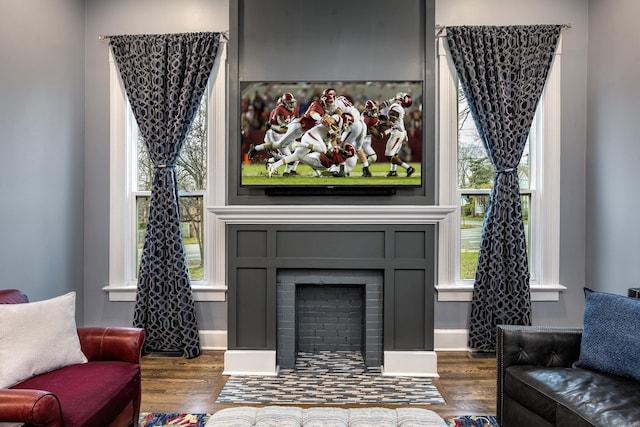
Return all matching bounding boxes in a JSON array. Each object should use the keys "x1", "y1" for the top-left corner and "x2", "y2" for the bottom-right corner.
[
  {"x1": 110, "y1": 32, "x2": 222, "y2": 358},
  {"x1": 446, "y1": 25, "x2": 561, "y2": 351}
]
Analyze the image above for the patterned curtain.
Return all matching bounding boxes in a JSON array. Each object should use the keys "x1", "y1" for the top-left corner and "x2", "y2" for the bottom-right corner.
[
  {"x1": 110, "y1": 32, "x2": 222, "y2": 358},
  {"x1": 446, "y1": 25, "x2": 561, "y2": 351}
]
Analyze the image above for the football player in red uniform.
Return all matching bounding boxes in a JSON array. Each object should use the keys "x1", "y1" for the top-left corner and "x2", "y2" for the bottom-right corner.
[
  {"x1": 247, "y1": 92, "x2": 298, "y2": 160},
  {"x1": 361, "y1": 99, "x2": 383, "y2": 164},
  {"x1": 257, "y1": 93, "x2": 330, "y2": 175},
  {"x1": 299, "y1": 143, "x2": 356, "y2": 178}
]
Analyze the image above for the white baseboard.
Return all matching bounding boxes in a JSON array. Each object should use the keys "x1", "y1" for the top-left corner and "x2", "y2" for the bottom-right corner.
[
  {"x1": 434, "y1": 328, "x2": 470, "y2": 351},
  {"x1": 222, "y1": 350, "x2": 278, "y2": 376},
  {"x1": 199, "y1": 330, "x2": 227, "y2": 350},
  {"x1": 382, "y1": 351, "x2": 439, "y2": 377}
]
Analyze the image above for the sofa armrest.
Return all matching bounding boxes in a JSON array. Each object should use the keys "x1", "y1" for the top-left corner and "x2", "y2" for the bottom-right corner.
[
  {"x1": 496, "y1": 325, "x2": 583, "y2": 426},
  {"x1": 77, "y1": 327, "x2": 145, "y2": 364},
  {"x1": 0, "y1": 389, "x2": 62, "y2": 426},
  {"x1": 0, "y1": 289, "x2": 29, "y2": 304}
]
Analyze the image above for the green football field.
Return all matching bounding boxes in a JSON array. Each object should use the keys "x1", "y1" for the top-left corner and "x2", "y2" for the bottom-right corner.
[{"x1": 240, "y1": 162, "x2": 422, "y2": 186}]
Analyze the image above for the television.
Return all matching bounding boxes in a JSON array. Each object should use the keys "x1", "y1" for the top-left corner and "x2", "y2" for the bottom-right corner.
[{"x1": 239, "y1": 81, "x2": 425, "y2": 197}]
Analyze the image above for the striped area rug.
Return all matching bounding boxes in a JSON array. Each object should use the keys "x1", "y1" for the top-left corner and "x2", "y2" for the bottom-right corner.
[{"x1": 216, "y1": 351, "x2": 445, "y2": 405}]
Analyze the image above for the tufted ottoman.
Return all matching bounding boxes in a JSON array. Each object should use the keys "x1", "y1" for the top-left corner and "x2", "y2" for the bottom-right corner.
[{"x1": 206, "y1": 406, "x2": 447, "y2": 426}]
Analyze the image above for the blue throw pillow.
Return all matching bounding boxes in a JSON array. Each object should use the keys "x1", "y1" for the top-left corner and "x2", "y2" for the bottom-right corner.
[{"x1": 573, "y1": 288, "x2": 640, "y2": 381}]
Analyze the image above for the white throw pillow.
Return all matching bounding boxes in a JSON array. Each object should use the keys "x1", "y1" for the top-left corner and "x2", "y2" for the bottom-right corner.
[{"x1": 0, "y1": 291, "x2": 87, "y2": 388}]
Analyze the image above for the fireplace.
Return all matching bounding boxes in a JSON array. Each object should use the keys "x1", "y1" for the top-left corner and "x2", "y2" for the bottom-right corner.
[
  {"x1": 209, "y1": 206, "x2": 455, "y2": 377},
  {"x1": 276, "y1": 270, "x2": 383, "y2": 369}
]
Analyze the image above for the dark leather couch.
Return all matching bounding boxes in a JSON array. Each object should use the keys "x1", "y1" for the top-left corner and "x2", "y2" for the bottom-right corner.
[{"x1": 497, "y1": 325, "x2": 640, "y2": 427}]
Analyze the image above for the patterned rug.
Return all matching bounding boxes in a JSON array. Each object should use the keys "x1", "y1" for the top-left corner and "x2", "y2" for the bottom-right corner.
[
  {"x1": 138, "y1": 413, "x2": 499, "y2": 427},
  {"x1": 216, "y1": 351, "x2": 445, "y2": 405}
]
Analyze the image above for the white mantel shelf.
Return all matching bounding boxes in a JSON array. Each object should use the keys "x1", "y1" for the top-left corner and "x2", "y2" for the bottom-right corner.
[{"x1": 207, "y1": 205, "x2": 458, "y2": 224}]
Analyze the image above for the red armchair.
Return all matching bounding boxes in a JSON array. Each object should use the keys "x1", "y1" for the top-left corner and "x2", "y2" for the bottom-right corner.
[{"x1": 0, "y1": 289, "x2": 145, "y2": 427}]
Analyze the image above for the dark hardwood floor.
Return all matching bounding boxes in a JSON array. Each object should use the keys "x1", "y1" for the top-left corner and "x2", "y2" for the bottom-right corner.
[{"x1": 139, "y1": 350, "x2": 497, "y2": 418}]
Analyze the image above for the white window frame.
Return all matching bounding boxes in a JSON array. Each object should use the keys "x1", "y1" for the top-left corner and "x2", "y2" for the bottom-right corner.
[
  {"x1": 435, "y1": 36, "x2": 566, "y2": 302},
  {"x1": 104, "y1": 46, "x2": 228, "y2": 302}
]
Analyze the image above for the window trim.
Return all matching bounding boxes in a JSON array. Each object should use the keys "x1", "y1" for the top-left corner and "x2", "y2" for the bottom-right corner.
[
  {"x1": 105, "y1": 47, "x2": 227, "y2": 302},
  {"x1": 435, "y1": 36, "x2": 566, "y2": 302}
]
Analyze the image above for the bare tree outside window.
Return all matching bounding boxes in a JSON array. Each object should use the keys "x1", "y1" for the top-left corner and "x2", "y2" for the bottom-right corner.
[
  {"x1": 136, "y1": 95, "x2": 207, "y2": 280},
  {"x1": 457, "y1": 84, "x2": 531, "y2": 279}
]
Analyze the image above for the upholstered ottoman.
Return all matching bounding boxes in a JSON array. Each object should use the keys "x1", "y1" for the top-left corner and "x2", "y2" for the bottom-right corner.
[{"x1": 206, "y1": 406, "x2": 447, "y2": 426}]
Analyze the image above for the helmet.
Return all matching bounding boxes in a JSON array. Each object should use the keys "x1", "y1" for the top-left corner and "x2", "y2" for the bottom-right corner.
[
  {"x1": 280, "y1": 92, "x2": 296, "y2": 111},
  {"x1": 321, "y1": 114, "x2": 340, "y2": 134},
  {"x1": 322, "y1": 87, "x2": 337, "y2": 98},
  {"x1": 389, "y1": 104, "x2": 403, "y2": 121},
  {"x1": 320, "y1": 94, "x2": 335, "y2": 113},
  {"x1": 342, "y1": 143, "x2": 356, "y2": 157},
  {"x1": 331, "y1": 114, "x2": 343, "y2": 132},
  {"x1": 395, "y1": 92, "x2": 413, "y2": 108},
  {"x1": 342, "y1": 112, "x2": 354, "y2": 130},
  {"x1": 364, "y1": 99, "x2": 379, "y2": 116}
]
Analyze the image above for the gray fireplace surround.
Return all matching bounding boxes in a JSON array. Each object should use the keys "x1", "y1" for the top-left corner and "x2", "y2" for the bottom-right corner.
[{"x1": 224, "y1": 222, "x2": 439, "y2": 376}]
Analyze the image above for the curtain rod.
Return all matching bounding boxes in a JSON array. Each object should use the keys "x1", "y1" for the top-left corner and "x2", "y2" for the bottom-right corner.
[
  {"x1": 435, "y1": 23, "x2": 571, "y2": 37},
  {"x1": 99, "y1": 30, "x2": 229, "y2": 42}
]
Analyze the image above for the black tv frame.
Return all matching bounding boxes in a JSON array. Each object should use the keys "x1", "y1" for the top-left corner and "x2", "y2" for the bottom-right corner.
[{"x1": 239, "y1": 80, "x2": 424, "y2": 196}]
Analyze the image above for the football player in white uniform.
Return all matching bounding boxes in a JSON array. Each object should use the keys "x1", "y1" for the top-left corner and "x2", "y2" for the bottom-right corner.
[
  {"x1": 379, "y1": 93, "x2": 415, "y2": 177},
  {"x1": 326, "y1": 113, "x2": 359, "y2": 177},
  {"x1": 322, "y1": 88, "x2": 372, "y2": 177},
  {"x1": 267, "y1": 114, "x2": 342, "y2": 177}
]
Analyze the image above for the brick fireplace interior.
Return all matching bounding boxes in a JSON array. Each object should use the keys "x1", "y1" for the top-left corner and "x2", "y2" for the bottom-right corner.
[{"x1": 276, "y1": 270, "x2": 383, "y2": 369}]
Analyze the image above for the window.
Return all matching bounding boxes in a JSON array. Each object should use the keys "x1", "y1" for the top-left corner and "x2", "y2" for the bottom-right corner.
[
  {"x1": 106, "y1": 47, "x2": 227, "y2": 301},
  {"x1": 436, "y1": 36, "x2": 565, "y2": 301},
  {"x1": 457, "y1": 87, "x2": 534, "y2": 280},
  {"x1": 133, "y1": 96, "x2": 207, "y2": 280}
]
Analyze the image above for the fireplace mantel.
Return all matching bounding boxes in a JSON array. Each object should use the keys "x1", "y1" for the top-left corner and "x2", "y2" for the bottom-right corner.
[{"x1": 207, "y1": 204, "x2": 457, "y2": 224}]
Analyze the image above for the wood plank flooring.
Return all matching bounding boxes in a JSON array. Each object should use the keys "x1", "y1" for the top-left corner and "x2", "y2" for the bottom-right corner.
[{"x1": 139, "y1": 350, "x2": 496, "y2": 418}]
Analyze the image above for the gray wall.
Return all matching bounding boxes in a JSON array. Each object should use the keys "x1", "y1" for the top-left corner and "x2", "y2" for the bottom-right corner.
[
  {"x1": 83, "y1": 0, "x2": 229, "y2": 327},
  {"x1": 0, "y1": 0, "x2": 85, "y2": 317},
  {"x1": 3, "y1": 0, "x2": 633, "y2": 337},
  {"x1": 434, "y1": 0, "x2": 589, "y2": 329},
  {"x1": 586, "y1": 0, "x2": 640, "y2": 295}
]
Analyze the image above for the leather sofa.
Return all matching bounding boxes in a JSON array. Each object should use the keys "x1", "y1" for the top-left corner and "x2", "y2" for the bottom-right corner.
[
  {"x1": 497, "y1": 325, "x2": 640, "y2": 427},
  {"x1": 0, "y1": 289, "x2": 145, "y2": 427}
]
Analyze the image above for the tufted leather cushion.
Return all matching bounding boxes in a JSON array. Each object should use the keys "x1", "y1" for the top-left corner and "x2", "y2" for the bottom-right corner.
[
  {"x1": 206, "y1": 406, "x2": 447, "y2": 426},
  {"x1": 505, "y1": 365, "x2": 640, "y2": 427},
  {"x1": 10, "y1": 361, "x2": 140, "y2": 427},
  {"x1": 498, "y1": 325, "x2": 640, "y2": 427}
]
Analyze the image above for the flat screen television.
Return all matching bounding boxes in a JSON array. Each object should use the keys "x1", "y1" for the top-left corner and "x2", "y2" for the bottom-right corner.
[{"x1": 239, "y1": 80, "x2": 425, "y2": 196}]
